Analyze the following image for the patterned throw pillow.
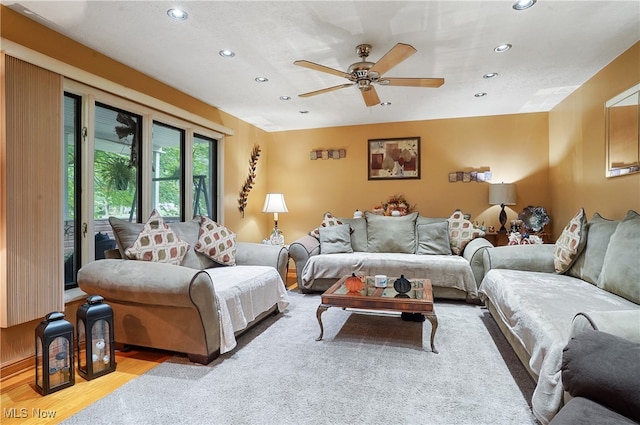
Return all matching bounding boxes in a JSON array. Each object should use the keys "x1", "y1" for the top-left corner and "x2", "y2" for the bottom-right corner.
[
  {"x1": 447, "y1": 210, "x2": 486, "y2": 255},
  {"x1": 124, "y1": 210, "x2": 190, "y2": 265},
  {"x1": 194, "y1": 215, "x2": 237, "y2": 266},
  {"x1": 554, "y1": 208, "x2": 587, "y2": 274},
  {"x1": 309, "y1": 212, "x2": 351, "y2": 239}
]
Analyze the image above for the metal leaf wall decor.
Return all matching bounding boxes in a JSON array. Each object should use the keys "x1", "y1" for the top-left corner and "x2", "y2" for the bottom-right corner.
[{"x1": 238, "y1": 144, "x2": 261, "y2": 217}]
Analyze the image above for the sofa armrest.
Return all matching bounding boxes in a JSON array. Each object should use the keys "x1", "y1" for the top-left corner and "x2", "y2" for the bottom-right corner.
[
  {"x1": 561, "y1": 330, "x2": 640, "y2": 423},
  {"x1": 570, "y1": 310, "x2": 640, "y2": 343},
  {"x1": 482, "y1": 244, "x2": 556, "y2": 274},
  {"x1": 78, "y1": 259, "x2": 214, "y2": 308},
  {"x1": 235, "y1": 242, "x2": 288, "y2": 283},
  {"x1": 462, "y1": 237, "x2": 494, "y2": 288},
  {"x1": 288, "y1": 235, "x2": 320, "y2": 290}
]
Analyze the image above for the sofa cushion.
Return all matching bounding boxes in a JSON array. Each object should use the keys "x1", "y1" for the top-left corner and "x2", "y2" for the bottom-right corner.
[
  {"x1": 561, "y1": 330, "x2": 640, "y2": 423},
  {"x1": 319, "y1": 224, "x2": 353, "y2": 254},
  {"x1": 416, "y1": 221, "x2": 452, "y2": 255},
  {"x1": 124, "y1": 209, "x2": 190, "y2": 265},
  {"x1": 109, "y1": 216, "x2": 143, "y2": 258},
  {"x1": 597, "y1": 210, "x2": 640, "y2": 303},
  {"x1": 553, "y1": 208, "x2": 587, "y2": 274},
  {"x1": 309, "y1": 212, "x2": 350, "y2": 239},
  {"x1": 447, "y1": 210, "x2": 485, "y2": 255},
  {"x1": 170, "y1": 220, "x2": 218, "y2": 269},
  {"x1": 339, "y1": 217, "x2": 367, "y2": 252},
  {"x1": 568, "y1": 213, "x2": 619, "y2": 284},
  {"x1": 195, "y1": 215, "x2": 237, "y2": 266},
  {"x1": 365, "y1": 211, "x2": 418, "y2": 253}
]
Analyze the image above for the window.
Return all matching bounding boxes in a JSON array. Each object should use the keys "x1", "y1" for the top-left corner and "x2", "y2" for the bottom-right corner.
[
  {"x1": 94, "y1": 103, "x2": 142, "y2": 225},
  {"x1": 152, "y1": 121, "x2": 184, "y2": 221},
  {"x1": 63, "y1": 93, "x2": 81, "y2": 289},
  {"x1": 62, "y1": 82, "x2": 221, "y2": 289},
  {"x1": 193, "y1": 134, "x2": 218, "y2": 219}
]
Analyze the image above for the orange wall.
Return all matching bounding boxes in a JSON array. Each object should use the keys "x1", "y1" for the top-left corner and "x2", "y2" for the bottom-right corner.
[
  {"x1": 267, "y1": 113, "x2": 550, "y2": 242},
  {"x1": 549, "y1": 42, "x2": 640, "y2": 234}
]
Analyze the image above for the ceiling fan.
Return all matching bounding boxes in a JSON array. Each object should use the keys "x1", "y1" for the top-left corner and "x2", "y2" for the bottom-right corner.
[{"x1": 294, "y1": 43, "x2": 444, "y2": 107}]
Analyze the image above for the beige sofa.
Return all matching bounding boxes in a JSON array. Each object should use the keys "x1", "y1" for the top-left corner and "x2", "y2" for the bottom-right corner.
[
  {"x1": 289, "y1": 211, "x2": 493, "y2": 301},
  {"x1": 479, "y1": 209, "x2": 640, "y2": 424},
  {"x1": 78, "y1": 218, "x2": 289, "y2": 364}
]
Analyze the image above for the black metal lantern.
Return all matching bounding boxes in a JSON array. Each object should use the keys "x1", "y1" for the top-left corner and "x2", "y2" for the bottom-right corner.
[
  {"x1": 76, "y1": 295, "x2": 116, "y2": 380},
  {"x1": 35, "y1": 312, "x2": 75, "y2": 395}
]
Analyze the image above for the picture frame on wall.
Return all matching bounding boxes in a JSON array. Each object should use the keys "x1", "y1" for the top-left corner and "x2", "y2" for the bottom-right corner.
[{"x1": 368, "y1": 137, "x2": 421, "y2": 180}]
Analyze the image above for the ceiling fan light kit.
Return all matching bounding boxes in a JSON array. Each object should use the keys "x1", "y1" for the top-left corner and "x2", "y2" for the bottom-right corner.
[{"x1": 294, "y1": 43, "x2": 445, "y2": 107}]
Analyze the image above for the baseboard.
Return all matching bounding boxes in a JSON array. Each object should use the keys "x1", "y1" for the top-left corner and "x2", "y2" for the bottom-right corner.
[{"x1": 1, "y1": 355, "x2": 34, "y2": 382}]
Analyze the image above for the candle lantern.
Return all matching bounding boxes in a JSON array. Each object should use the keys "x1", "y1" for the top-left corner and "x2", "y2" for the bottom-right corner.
[
  {"x1": 76, "y1": 295, "x2": 116, "y2": 380},
  {"x1": 35, "y1": 312, "x2": 75, "y2": 395}
]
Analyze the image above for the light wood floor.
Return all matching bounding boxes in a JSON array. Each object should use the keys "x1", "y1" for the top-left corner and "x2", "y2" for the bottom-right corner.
[
  {"x1": 1, "y1": 275, "x2": 299, "y2": 424},
  {"x1": 1, "y1": 348, "x2": 169, "y2": 424}
]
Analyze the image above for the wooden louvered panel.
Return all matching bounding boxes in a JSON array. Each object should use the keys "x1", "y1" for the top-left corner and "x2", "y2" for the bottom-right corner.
[{"x1": 1, "y1": 54, "x2": 63, "y2": 328}]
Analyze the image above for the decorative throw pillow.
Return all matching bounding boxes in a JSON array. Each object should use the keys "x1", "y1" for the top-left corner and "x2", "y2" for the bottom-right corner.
[
  {"x1": 416, "y1": 221, "x2": 452, "y2": 255},
  {"x1": 319, "y1": 224, "x2": 353, "y2": 254},
  {"x1": 365, "y1": 211, "x2": 418, "y2": 253},
  {"x1": 124, "y1": 210, "x2": 190, "y2": 265},
  {"x1": 554, "y1": 208, "x2": 587, "y2": 274},
  {"x1": 447, "y1": 210, "x2": 485, "y2": 255},
  {"x1": 597, "y1": 210, "x2": 640, "y2": 303},
  {"x1": 309, "y1": 212, "x2": 351, "y2": 239},
  {"x1": 194, "y1": 215, "x2": 237, "y2": 266}
]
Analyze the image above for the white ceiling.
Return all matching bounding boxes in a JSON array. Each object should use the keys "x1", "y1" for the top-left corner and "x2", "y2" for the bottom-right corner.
[{"x1": 5, "y1": 1, "x2": 639, "y2": 132}]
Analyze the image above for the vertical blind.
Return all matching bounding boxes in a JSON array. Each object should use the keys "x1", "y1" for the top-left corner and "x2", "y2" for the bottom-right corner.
[{"x1": 1, "y1": 54, "x2": 63, "y2": 327}]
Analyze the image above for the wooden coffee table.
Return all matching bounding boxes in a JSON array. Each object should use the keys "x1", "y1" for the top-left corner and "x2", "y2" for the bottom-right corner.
[{"x1": 316, "y1": 275, "x2": 439, "y2": 353}]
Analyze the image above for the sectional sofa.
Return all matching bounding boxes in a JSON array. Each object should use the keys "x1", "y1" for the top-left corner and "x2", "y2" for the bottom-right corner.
[
  {"x1": 479, "y1": 209, "x2": 640, "y2": 424},
  {"x1": 289, "y1": 210, "x2": 493, "y2": 301}
]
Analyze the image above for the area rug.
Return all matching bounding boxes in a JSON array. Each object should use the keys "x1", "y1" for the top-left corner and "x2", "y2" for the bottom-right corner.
[{"x1": 63, "y1": 291, "x2": 538, "y2": 425}]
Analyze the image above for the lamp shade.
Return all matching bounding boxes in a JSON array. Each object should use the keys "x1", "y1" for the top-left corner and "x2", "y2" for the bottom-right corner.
[
  {"x1": 489, "y1": 183, "x2": 516, "y2": 205},
  {"x1": 262, "y1": 193, "x2": 288, "y2": 213}
]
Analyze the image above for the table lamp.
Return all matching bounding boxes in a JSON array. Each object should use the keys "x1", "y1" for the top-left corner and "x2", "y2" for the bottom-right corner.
[
  {"x1": 262, "y1": 193, "x2": 288, "y2": 245},
  {"x1": 489, "y1": 183, "x2": 516, "y2": 233}
]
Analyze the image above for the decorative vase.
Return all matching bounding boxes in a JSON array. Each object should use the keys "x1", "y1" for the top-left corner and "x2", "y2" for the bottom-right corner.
[{"x1": 393, "y1": 275, "x2": 411, "y2": 294}]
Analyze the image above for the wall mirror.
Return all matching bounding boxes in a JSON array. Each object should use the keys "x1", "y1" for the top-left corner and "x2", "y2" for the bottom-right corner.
[{"x1": 605, "y1": 83, "x2": 640, "y2": 177}]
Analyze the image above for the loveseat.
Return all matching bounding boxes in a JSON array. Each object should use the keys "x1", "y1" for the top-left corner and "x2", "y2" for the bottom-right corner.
[
  {"x1": 289, "y1": 211, "x2": 493, "y2": 301},
  {"x1": 479, "y1": 209, "x2": 640, "y2": 424},
  {"x1": 78, "y1": 213, "x2": 290, "y2": 365}
]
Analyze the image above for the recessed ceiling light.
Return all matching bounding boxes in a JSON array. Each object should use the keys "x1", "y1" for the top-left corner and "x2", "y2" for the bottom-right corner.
[
  {"x1": 474, "y1": 92, "x2": 487, "y2": 98},
  {"x1": 299, "y1": 110, "x2": 309, "y2": 114},
  {"x1": 494, "y1": 44, "x2": 512, "y2": 53},
  {"x1": 255, "y1": 77, "x2": 268, "y2": 83},
  {"x1": 513, "y1": 0, "x2": 536, "y2": 10},
  {"x1": 167, "y1": 8, "x2": 188, "y2": 21},
  {"x1": 381, "y1": 102, "x2": 392, "y2": 106},
  {"x1": 280, "y1": 96, "x2": 291, "y2": 101},
  {"x1": 219, "y1": 49, "x2": 235, "y2": 58},
  {"x1": 483, "y1": 73, "x2": 499, "y2": 79}
]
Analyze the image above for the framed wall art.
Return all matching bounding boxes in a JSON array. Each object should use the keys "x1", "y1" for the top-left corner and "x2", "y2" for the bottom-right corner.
[{"x1": 368, "y1": 137, "x2": 420, "y2": 180}]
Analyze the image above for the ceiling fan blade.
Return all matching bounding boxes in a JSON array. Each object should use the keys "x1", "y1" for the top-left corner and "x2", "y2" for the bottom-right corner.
[
  {"x1": 294, "y1": 60, "x2": 350, "y2": 79},
  {"x1": 361, "y1": 86, "x2": 380, "y2": 107},
  {"x1": 381, "y1": 77, "x2": 445, "y2": 88},
  {"x1": 369, "y1": 43, "x2": 417, "y2": 76},
  {"x1": 298, "y1": 83, "x2": 354, "y2": 98}
]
